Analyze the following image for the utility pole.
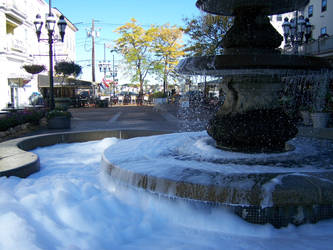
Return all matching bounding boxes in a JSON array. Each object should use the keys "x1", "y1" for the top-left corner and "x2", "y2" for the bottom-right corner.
[
  {"x1": 86, "y1": 19, "x2": 99, "y2": 95},
  {"x1": 91, "y1": 19, "x2": 96, "y2": 84}
]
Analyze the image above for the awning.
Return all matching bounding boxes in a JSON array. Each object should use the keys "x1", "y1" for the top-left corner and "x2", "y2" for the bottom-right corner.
[
  {"x1": 38, "y1": 75, "x2": 93, "y2": 89},
  {"x1": 8, "y1": 77, "x2": 32, "y2": 87}
]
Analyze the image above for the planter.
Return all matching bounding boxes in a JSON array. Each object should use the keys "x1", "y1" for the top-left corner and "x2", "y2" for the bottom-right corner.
[
  {"x1": 47, "y1": 116, "x2": 71, "y2": 129},
  {"x1": 154, "y1": 98, "x2": 167, "y2": 104},
  {"x1": 311, "y1": 112, "x2": 330, "y2": 128},
  {"x1": 23, "y1": 64, "x2": 45, "y2": 74},
  {"x1": 300, "y1": 110, "x2": 311, "y2": 126}
]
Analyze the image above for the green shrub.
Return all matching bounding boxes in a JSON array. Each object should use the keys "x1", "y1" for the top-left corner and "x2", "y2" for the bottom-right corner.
[
  {"x1": 46, "y1": 109, "x2": 72, "y2": 120},
  {"x1": 55, "y1": 61, "x2": 82, "y2": 77},
  {"x1": 151, "y1": 92, "x2": 167, "y2": 98},
  {"x1": 0, "y1": 110, "x2": 45, "y2": 131}
]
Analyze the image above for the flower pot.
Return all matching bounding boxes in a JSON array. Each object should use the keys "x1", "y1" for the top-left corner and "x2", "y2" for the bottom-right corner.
[
  {"x1": 23, "y1": 64, "x2": 45, "y2": 74},
  {"x1": 311, "y1": 112, "x2": 330, "y2": 128},
  {"x1": 300, "y1": 111, "x2": 311, "y2": 126},
  {"x1": 47, "y1": 116, "x2": 71, "y2": 129}
]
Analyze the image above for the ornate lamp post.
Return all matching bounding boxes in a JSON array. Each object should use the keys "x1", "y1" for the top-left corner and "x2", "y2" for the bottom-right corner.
[
  {"x1": 304, "y1": 18, "x2": 312, "y2": 43},
  {"x1": 282, "y1": 14, "x2": 311, "y2": 53},
  {"x1": 282, "y1": 17, "x2": 291, "y2": 46},
  {"x1": 297, "y1": 15, "x2": 306, "y2": 43},
  {"x1": 33, "y1": 1, "x2": 67, "y2": 110}
]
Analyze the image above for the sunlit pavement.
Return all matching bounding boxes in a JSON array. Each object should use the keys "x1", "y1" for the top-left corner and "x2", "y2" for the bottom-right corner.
[
  {"x1": 69, "y1": 104, "x2": 180, "y2": 132},
  {"x1": 70, "y1": 105, "x2": 333, "y2": 140},
  {"x1": 20, "y1": 104, "x2": 333, "y2": 140}
]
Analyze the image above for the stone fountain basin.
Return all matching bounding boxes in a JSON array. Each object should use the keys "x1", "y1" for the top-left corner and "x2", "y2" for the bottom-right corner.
[
  {"x1": 196, "y1": 0, "x2": 310, "y2": 16},
  {"x1": 176, "y1": 54, "x2": 331, "y2": 76},
  {"x1": 102, "y1": 131, "x2": 333, "y2": 209}
]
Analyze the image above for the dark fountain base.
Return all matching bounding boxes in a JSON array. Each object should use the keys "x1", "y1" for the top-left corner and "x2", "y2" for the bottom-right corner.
[{"x1": 207, "y1": 108, "x2": 298, "y2": 153}]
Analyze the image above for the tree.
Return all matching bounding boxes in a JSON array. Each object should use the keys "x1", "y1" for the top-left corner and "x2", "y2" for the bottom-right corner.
[
  {"x1": 182, "y1": 14, "x2": 233, "y2": 56},
  {"x1": 152, "y1": 24, "x2": 184, "y2": 94},
  {"x1": 115, "y1": 18, "x2": 158, "y2": 95}
]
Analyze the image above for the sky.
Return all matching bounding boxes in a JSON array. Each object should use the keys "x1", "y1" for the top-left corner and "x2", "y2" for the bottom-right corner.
[
  {"x1": 1, "y1": 133, "x2": 333, "y2": 249},
  {"x1": 47, "y1": 0, "x2": 202, "y2": 83}
]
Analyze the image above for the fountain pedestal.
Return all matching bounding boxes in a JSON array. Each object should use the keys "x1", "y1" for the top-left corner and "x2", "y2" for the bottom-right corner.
[
  {"x1": 205, "y1": 7, "x2": 299, "y2": 152},
  {"x1": 207, "y1": 74, "x2": 297, "y2": 152}
]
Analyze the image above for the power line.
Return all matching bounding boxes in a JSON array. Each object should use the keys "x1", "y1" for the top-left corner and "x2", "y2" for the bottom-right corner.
[{"x1": 75, "y1": 21, "x2": 152, "y2": 28}]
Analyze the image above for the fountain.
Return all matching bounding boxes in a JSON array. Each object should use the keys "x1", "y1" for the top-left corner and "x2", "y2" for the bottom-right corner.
[
  {"x1": 178, "y1": 0, "x2": 331, "y2": 152},
  {"x1": 102, "y1": 0, "x2": 333, "y2": 228}
]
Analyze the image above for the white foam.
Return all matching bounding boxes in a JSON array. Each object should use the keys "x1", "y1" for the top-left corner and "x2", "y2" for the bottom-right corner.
[{"x1": 0, "y1": 135, "x2": 332, "y2": 249}]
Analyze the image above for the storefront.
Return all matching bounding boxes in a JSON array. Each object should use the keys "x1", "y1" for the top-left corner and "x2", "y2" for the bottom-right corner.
[
  {"x1": 7, "y1": 76, "x2": 34, "y2": 108},
  {"x1": 38, "y1": 75, "x2": 94, "y2": 98}
]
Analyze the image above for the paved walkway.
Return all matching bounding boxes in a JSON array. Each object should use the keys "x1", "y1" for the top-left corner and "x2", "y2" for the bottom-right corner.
[
  {"x1": 70, "y1": 105, "x2": 180, "y2": 132},
  {"x1": 3, "y1": 104, "x2": 333, "y2": 140}
]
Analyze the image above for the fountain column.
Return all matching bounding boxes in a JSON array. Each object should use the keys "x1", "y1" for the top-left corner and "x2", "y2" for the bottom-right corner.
[{"x1": 206, "y1": 7, "x2": 298, "y2": 152}]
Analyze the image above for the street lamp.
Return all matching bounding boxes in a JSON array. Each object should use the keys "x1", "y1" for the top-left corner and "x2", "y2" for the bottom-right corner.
[
  {"x1": 33, "y1": 1, "x2": 67, "y2": 110},
  {"x1": 282, "y1": 15, "x2": 312, "y2": 53},
  {"x1": 304, "y1": 18, "x2": 312, "y2": 43},
  {"x1": 282, "y1": 17, "x2": 291, "y2": 46},
  {"x1": 297, "y1": 15, "x2": 306, "y2": 43}
]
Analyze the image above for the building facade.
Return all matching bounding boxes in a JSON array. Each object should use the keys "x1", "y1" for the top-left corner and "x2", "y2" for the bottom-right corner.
[
  {"x1": 0, "y1": 0, "x2": 77, "y2": 110},
  {"x1": 270, "y1": 0, "x2": 333, "y2": 60}
]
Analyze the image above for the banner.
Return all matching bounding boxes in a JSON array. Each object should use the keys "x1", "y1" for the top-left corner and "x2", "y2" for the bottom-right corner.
[{"x1": 102, "y1": 78, "x2": 110, "y2": 88}]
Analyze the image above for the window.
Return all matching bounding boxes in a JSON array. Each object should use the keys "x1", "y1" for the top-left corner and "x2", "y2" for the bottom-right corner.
[
  {"x1": 276, "y1": 15, "x2": 282, "y2": 21},
  {"x1": 322, "y1": 0, "x2": 327, "y2": 12},
  {"x1": 308, "y1": 5, "x2": 313, "y2": 17},
  {"x1": 320, "y1": 27, "x2": 327, "y2": 36}
]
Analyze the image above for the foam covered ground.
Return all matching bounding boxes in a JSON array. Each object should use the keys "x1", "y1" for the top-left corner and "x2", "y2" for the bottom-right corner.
[{"x1": 0, "y1": 134, "x2": 333, "y2": 249}]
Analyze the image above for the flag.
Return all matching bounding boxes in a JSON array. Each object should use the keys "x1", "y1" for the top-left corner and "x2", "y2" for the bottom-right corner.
[{"x1": 103, "y1": 78, "x2": 110, "y2": 88}]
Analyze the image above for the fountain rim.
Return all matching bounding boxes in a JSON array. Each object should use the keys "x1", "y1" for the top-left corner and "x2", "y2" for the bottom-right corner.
[
  {"x1": 0, "y1": 130, "x2": 169, "y2": 178},
  {"x1": 102, "y1": 132, "x2": 333, "y2": 209},
  {"x1": 195, "y1": 0, "x2": 311, "y2": 16},
  {"x1": 176, "y1": 54, "x2": 332, "y2": 76}
]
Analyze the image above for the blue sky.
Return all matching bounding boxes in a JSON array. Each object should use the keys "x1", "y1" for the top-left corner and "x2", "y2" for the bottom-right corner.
[{"x1": 47, "y1": 0, "x2": 201, "y2": 82}]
